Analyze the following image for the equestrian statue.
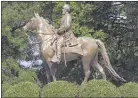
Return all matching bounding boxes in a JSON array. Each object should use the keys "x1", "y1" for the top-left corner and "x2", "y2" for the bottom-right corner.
[{"x1": 23, "y1": 4, "x2": 126, "y2": 84}]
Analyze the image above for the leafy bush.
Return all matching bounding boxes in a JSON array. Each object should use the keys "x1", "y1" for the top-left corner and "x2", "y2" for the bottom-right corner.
[
  {"x1": 18, "y1": 69, "x2": 37, "y2": 83},
  {"x1": 119, "y1": 82, "x2": 138, "y2": 97},
  {"x1": 2, "y1": 58, "x2": 22, "y2": 86},
  {"x1": 2, "y1": 68, "x2": 37, "y2": 86},
  {"x1": 79, "y1": 80, "x2": 121, "y2": 97},
  {"x1": 42, "y1": 81, "x2": 78, "y2": 97},
  {"x1": 2, "y1": 82, "x2": 11, "y2": 95},
  {"x1": 93, "y1": 30, "x2": 108, "y2": 41},
  {"x1": 2, "y1": 73, "x2": 20, "y2": 85},
  {"x1": 2, "y1": 58, "x2": 20, "y2": 77},
  {"x1": 3, "y1": 81, "x2": 40, "y2": 97}
]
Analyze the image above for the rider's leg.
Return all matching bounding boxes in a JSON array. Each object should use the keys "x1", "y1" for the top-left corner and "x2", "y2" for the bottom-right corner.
[{"x1": 51, "y1": 37, "x2": 63, "y2": 63}]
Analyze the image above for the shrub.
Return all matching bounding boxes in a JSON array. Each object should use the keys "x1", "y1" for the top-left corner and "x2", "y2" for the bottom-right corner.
[
  {"x1": 2, "y1": 58, "x2": 21, "y2": 85},
  {"x1": 119, "y1": 82, "x2": 138, "y2": 97},
  {"x1": 3, "y1": 81, "x2": 40, "y2": 97},
  {"x1": 18, "y1": 69, "x2": 37, "y2": 83},
  {"x1": 2, "y1": 82, "x2": 11, "y2": 95},
  {"x1": 2, "y1": 58, "x2": 20, "y2": 77},
  {"x1": 42, "y1": 81, "x2": 78, "y2": 97},
  {"x1": 79, "y1": 80, "x2": 121, "y2": 97},
  {"x1": 2, "y1": 69, "x2": 38, "y2": 92},
  {"x1": 2, "y1": 69, "x2": 37, "y2": 87},
  {"x1": 93, "y1": 30, "x2": 108, "y2": 41},
  {"x1": 2, "y1": 73, "x2": 20, "y2": 85}
]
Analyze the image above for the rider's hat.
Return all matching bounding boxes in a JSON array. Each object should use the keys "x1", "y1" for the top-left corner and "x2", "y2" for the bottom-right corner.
[{"x1": 63, "y1": 4, "x2": 70, "y2": 12}]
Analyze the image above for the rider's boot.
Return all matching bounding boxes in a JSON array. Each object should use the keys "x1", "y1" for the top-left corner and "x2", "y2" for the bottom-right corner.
[{"x1": 50, "y1": 41, "x2": 62, "y2": 64}]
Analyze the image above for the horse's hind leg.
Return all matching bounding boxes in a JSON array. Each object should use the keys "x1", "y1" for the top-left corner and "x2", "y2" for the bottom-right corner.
[
  {"x1": 81, "y1": 57, "x2": 91, "y2": 85},
  {"x1": 93, "y1": 61, "x2": 106, "y2": 80}
]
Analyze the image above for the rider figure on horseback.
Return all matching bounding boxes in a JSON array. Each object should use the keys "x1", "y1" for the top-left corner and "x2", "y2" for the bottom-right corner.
[{"x1": 50, "y1": 4, "x2": 78, "y2": 64}]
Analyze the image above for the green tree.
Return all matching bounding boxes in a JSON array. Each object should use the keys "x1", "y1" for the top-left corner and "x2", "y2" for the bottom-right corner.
[
  {"x1": 1, "y1": 1, "x2": 47, "y2": 92},
  {"x1": 2, "y1": 2, "x2": 46, "y2": 60}
]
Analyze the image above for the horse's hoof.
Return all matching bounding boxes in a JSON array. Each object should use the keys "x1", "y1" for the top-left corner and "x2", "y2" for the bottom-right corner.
[
  {"x1": 81, "y1": 82, "x2": 86, "y2": 86},
  {"x1": 50, "y1": 60, "x2": 60, "y2": 64}
]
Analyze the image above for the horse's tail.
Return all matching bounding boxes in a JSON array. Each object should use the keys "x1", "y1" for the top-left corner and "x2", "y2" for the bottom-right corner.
[{"x1": 96, "y1": 39, "x2": 126, "y2": 82}]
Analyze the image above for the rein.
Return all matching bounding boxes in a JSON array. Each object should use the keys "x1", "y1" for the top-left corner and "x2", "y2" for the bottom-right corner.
[
  {"x1": 38, "y1": 32, "x2": 55, "y2": 35},
  {"x1": 27, "y1": 30, "x2": 56, "y2": 35}
]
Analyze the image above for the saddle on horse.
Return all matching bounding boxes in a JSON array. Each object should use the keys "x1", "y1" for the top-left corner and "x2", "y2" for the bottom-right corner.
[
  {"x1": 52, "y1": 32, "x2": 83, "y2": 56},
  {"x1": 61, "y1": 32, "x2": 83, "y2": 55},
  {"x1": 50, "y1": 31, "x2": 83, "y2": 64}
]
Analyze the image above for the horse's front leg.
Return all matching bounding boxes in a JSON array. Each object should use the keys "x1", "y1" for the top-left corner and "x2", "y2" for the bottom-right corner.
[
  {"x1": 51, "y1": 63, "x2": 58, "y2": 81},
  {"x1": 47, "y1": 61, "x2": 58, "y2": 82}
]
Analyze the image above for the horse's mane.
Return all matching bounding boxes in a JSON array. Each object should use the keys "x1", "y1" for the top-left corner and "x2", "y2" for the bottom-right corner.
[
  {"x1": 38, "y1": 16, "x2": 56, "y2": 33},
  {"x1": 40, "y1": 17, "x2": 49, "y2": 26}
]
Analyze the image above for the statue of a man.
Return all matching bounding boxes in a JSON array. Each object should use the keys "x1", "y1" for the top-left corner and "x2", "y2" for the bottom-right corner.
[{"x1": 50, "y1": 4, "x2": 78, "y2": 64}]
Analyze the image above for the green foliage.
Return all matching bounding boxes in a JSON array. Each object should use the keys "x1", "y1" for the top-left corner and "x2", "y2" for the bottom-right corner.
[
  {"x1": 2, "y1": 82, "x2": 11, "y2": 95},
  {"x1": 119, "y1": 82, "x2": 138, "y2": 97},
  {"x1": 93, "y1": 30, "x2": 108, "y2": 41},
  {"x1": 2, "y1": 57, "x2": 38, "y2": 87},
  {"x1": 70, "y1": 2, "x2": 96, "y2": 37},
  {"x1": 2, "y1": 59, "x2": 39, "y2": 97},
  {"x1": 51, "y1": 2, "x2": 64, "y2": 28},
  {"x1": 3, "y1": 81, "x2": 40, "y2": 97},
  {"x1": 2, "y1": 58, "x2": 20, "y2": 78},
  {"x1": 42, "y1": 81, "x2": 78, "y2": 97},
  {"x1": 2, "y1": 2, "x2": 46, "y2": 60},
  {"x1": 2, "y1": 74, "x2": 20, "y2": 86},
  {"x1": 51, "y1": 2, "x2": 96, "y2": 37},
  {"x1": 79, "y1": 80, "x2": 121, "y2": 97},
  {"x1": 2, "y1": 2, "x2": 46, "y2": 91},
  {"x1": 18, "y1": 69, "x2": 37, "y2": 83}
]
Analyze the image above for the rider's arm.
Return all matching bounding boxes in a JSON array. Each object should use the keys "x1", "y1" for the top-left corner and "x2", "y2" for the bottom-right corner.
[{"x1": 57, "y1": 14, "x2": 71, "y2": 34}]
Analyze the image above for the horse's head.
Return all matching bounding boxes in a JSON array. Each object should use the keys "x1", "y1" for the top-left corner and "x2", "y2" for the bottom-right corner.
[
  {"x1": 23, "y1": 13, "x2": 40, "y2": 31},
  {"x1": 23, "y1": 12, "x2": 55, "y2": 35}
]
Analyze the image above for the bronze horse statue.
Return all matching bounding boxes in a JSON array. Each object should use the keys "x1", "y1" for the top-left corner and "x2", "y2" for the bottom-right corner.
[{"x1": 23, "y1": 13, "x2": 126, "y2": 84}]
